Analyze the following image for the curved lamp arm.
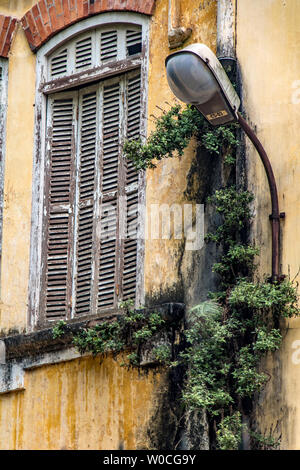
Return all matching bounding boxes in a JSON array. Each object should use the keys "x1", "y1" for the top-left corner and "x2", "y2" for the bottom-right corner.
[{"x1": 237, "y1": 112, "x2": 284, "y2": 282}]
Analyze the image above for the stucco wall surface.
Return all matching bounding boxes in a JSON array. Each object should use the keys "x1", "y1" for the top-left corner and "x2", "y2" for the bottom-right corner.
[{"x1": 237, "y1": 0, "x2": 300, "y2": 449}]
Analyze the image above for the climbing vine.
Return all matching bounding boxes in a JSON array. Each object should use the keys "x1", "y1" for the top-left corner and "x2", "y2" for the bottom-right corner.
[
  {"x1": 52, "y1": 300, "x2": 174, "y2": 368},
  {"x1": 123, "y1": 104, "x2": 239, "y2": 170},
  {"x1": 180, "y1": 187, "x2": 300, "y2": 449},
  {"x1": 53, "y1": 103, "x2": 300, "y2": 451}
]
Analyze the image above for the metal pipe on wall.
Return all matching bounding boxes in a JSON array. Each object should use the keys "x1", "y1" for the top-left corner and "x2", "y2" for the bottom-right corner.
[{"x1": 237, "y1": 112, "x2": 283, "y2": 282}]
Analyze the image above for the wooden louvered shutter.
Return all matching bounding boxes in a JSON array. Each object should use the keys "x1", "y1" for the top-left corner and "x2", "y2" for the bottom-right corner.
[
  {"x1": 41, "y1": 93, "x2": 77, "y2": 322},
  {"x1": 75, "y1": 35, "x2": 93, "y2": 70},
  {"x1": 74, "y1": 86, "x2": 98, "y2": 316},
  {"x1": 100, "y1": 30, "x2": 118, "y2": 63},
  {"x1": 50, "y1": 49, "x2": 68, "y2": 78},
  {"x1": 122, "y1": 71, "x2": 141, "y2": 301},
  {"x1": 126, "y1": 29, "x2": 142, "y2": 57},
  {"x1": 41, "y1": 70, "x2": 142, "y2": 321},
  {"x1": 97, "y1": 79, "x2": 121, "y2": 311}
]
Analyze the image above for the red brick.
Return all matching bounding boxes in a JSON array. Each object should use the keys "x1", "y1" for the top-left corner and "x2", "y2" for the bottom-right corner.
[
  {"x1": 38, "y1": 0, "x2": 51, "y2": 27},
  {"x1": 25, "y1": 11, "x2": 39, "y2": 39},
  {"x1": 23, "y1": 27, "x2": 37, "y2": 51},
  {"x1": 35, "y1": 13, "x2": 48, "y2": 42},
  {"x1": 53, "y1": 0, "x2": 65, "y2": 29},
  {"x1": 77, "y1": 0, "x2": 84, "y2": 17},
  {"x1": 20, "y1": 16, "x2": 28, "y2": 30},
  {"x1": 89, "y1": 0, "x2": 95, "y2": 14},
  {"x1": 1, "y1": 16, "x2": 11, "y2": 33},
  {"x1": 83, "y1": 0, "x2": 89, "y2": 16},
  {"x1": 113, "y1": 0, "x2": 127, "y2": 10},
  {"x1": 45, "y1": 0, "x2": 55, "y2": 8},
  {"x1": 100, "y1": 0, "x2": 109, "y2": 10},
  {"x1": 0, "y1": 16, "x2": 10, "y2": 55},
  {"x1": 144, "y1": 0, "x2": 155, "y2": 15},
  {"x1": 48, "y1": 5, "x2": 60, "y2": 32},
  {"x1": 136, "y1": 0, "x2": 145, "y2": 13},
  {"x1": 62, "y1": 0, "x2": 71, "y2": 23},
  {"x1": 69, "y1": 0, "x2": 78, "y2": 22},
  {"x1": 20, "y1": 0, "x2": 155, "y2": 51},
  {"x1": 37, "y1": 3, "x2": 52, "y2": 35},
  {"x1": 93, "y1": 0, "x2": 104, "y2": 13},
  {"x1": 0, "y1": 16, "x2": 5, "y2": 32},
  {"x1": 0, "y1": 32, "x2": 7, "y2": 56},
  {"x1": 32, "y1": 4, "x2": 49, "y2": 38},
  {"x1": 126, "y1": 0, "x2": 136, "y2": 12},
  {"x1": 69, "y1": 0, "x2": 77, "y2": 11},
  {"x1": 54, "y1": 0, "x2": 64, "y2": 17},
  {"x1": 32, "y1": 5, "x2": 40, "y2": 20},
  {"x1": 2, "y1": 19, "x2": 16, "y2": 57}
]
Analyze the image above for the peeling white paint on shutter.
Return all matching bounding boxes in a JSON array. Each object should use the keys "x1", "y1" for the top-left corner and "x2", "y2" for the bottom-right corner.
[
  {"x1": 42, "y1": 69, "x2": 142, "y2": 322},
  {"x1": 98, "y1": 200, "x2": 118, "y2": 309},
  {"x1": 32, "y1": 13, "x2": 149, "y2": 327},
  {"x1": 44, "y1": 96, "x2": 76, "y2": 321},
  {"x1": 102, "y1": 82, "x2": 120, "y2": 193},
  {"x1": 97, "y1": 78, "x2": 121, "y2": 310},
  {"x1": 74, "y1": 90, "x2": 98, "y2": 316},
  {"x1": 50, "y1": 48, "x2": 68, "y2": 78},
  {"x1": 123, "y1": 190, "x2": 138, "y2": 300},
  {"x1": 48, "y1": 25, "x2": 142, "y2": 81},
  {"x1": 75, "y1": 35, "x2": 93, "y2": 70},
  {"x1": 100, "y1": 30, "x2": 118, "y2": 63},
  {"x1": 126, "y1": 29, "x2": 142, "y2": 56},
  {"x1": 126, "y1": 72, "x2": 141, "y2": 186},
  {"x1": 120, "y1": 71, "x2": 141, "y2": 301}
]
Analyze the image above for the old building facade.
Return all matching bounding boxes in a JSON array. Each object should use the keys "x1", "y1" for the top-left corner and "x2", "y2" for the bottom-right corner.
[{"x1": 0, "y1": 0, "x2": 299, "y2": 450}]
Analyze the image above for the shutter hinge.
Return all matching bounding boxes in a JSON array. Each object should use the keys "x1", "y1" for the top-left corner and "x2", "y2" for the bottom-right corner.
[
  {"x1": 76, "y1": 104, "x2": 79, "y2": 121},
  {"x1": 116, "y1": 285, "x2": 119, "y2": 296}
]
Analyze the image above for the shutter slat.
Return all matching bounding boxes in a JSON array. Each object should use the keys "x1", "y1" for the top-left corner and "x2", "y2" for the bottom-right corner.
[
  {"x1": 101, "y1": 30, "x2": 118, "y2": 63},
  {"x1": 75, "y1": 90, "x2": 97, "y2": 316},
  {"x1": 102, "y1": 83, "x2": 120, "y2": 193},
  {"x1": 126, "y1": 73, "x2": 141, "y2": 185},
  {"x1": 76, "y1": 36, "x2": 93, "y2": 70},
  {"x1": 126, "y1": 29, "x2": 142, "y2": 56},
  {"x1": 51, "y1": 49, "x2": 68, "y2": 78},
  {"x1": 122, "y1": 191, "x2": 138, "y2": 301},
  {"x1": 45, "y1": 209, "x2": 70, "y2": 319},
  {"x1": 98, "y1": 200, "x2": 117, "y2": 309}
]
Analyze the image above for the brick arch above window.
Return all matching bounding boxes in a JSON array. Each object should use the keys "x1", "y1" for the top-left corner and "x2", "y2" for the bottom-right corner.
[
  {"x1": 21, "y1": 0, "x2": 156, "y2": 52},
  {"x1": 0, "y1": 15, "x2": 17, "y2": 58}
]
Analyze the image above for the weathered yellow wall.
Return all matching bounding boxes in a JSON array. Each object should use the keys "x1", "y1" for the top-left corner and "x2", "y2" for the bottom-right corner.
[
  {"x1": 0, "y1": 0, "x2": 35, "y2": 17},
  {"x1": 4, "y1": 0, "x2": 300, "y2": 452},
  {"x1": 0, "y1": 355, "x2": 165, "y2": 450},
  {"x1": 0, "y1": 3, "x2": 36, "y2": 333},
  {"x1": 236, "y1": 0, "x2": 300, "y2": 449},
  {"x1": 145, "y1": 0, "x2": 217, "y2": 300},
  {"x1": 0, "y1": 0, "x2": 218, "y2": 450}
]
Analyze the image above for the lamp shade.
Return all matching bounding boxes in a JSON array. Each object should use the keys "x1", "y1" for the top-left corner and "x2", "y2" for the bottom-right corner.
[
  {"x1": 166, "y1": 52, "x2": 219, "y2": 105},
  {"x1": 165, "y1": 44, "x2": 240, "y2": 126}
]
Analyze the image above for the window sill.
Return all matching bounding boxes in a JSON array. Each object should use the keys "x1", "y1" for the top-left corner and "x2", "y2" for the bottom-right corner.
[{"x1": 0, "y1": 303, "x2": 185, "y2": 395}]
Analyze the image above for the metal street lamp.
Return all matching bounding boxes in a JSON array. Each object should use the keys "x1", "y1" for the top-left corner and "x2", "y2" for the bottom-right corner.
[{"x1": 165, "y1": 43, "x2": 284, "y2": 282}]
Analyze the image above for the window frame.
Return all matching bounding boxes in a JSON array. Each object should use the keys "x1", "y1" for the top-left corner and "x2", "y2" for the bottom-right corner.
[{"x1": 29, "y1": 12, "x2": 149, "y2": 331}]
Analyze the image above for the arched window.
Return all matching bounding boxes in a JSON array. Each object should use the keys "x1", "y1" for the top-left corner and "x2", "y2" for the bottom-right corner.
[{"x1": 29, "y1": 13, "x2": 148, "y2": 328}]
